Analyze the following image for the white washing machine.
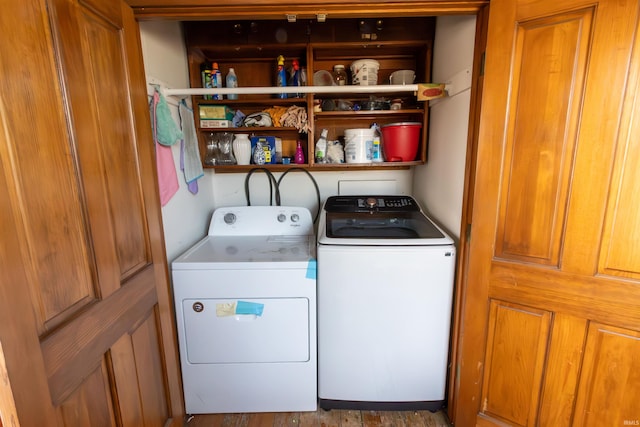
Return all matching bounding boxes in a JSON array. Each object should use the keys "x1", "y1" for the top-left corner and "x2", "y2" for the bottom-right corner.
[
  {"x1": 172, "y1": 206, "x2": 317, "y2": 414},
  {"x1": 317, "y1": 195, "x2": 456, "y2": 411}
]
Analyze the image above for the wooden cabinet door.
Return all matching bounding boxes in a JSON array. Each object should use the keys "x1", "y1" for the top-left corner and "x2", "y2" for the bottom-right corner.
[
  {"x1": 455, "y1": 0, "x2": 640, "y2": 426},
  {"x1": 0, "y1": 0, "x2": 183, "y2": 425}
]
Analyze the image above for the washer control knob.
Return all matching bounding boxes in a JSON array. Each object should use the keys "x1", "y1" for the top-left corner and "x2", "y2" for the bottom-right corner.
[
  {"x1": 277, "y1": 213, "x2": 287, "y2": 223},
  {"x1": 365, "y1": 197, "x2": 378, "y2": 208},
  {"x1": 290, "y1": 213, "x2": 300, "y2": 222},
  {"x1": 223, "y1": 213, "x2": 236, "y2": 224}
]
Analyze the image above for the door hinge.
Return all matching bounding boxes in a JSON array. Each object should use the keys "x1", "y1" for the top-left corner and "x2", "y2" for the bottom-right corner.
[
  {"x1": 479, "y1": 51, "x2": 485, "y2": 76},
  {"x1": 466, "y1": 223, "x2": 472, "y2": 241}
]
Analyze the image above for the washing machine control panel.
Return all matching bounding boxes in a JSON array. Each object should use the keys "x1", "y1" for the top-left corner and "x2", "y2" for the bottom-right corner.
[{"x1": 325, "y1": 195, "x2": 420, "y2": 213}]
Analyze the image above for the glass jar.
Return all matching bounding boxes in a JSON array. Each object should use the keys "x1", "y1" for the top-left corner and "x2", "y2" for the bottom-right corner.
[{"x1": 333, "y1": 65, "x2": 347, "y2": 86}]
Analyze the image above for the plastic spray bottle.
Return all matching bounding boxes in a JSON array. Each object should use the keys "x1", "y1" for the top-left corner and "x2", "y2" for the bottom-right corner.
[
  {"x1": 276, "y1": 55, "x2": 287, "y2": 99},
  {"x1": 315, "y1": 129, "x2": 329, "y2": 164},
  {"x1": 288, "y1": 59, "x2": 302, "y2": 98},
  {"x1": 294, "y1": 140, "x2": 305, "y2": 164},
  {"x1": 371, "y1": 122, "x2": 384, "y2": 162}
]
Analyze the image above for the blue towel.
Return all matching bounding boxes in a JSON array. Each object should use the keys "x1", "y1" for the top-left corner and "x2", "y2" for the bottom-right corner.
[{"x1": 179, "y1": 101, "x2": 204, "y2": 192}]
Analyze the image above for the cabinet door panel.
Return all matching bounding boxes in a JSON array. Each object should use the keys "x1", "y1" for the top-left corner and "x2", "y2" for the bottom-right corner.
[
  {"x1": 455, "y1": 0, "x2": 640, "y2": 426},
  {"x1": 537, "y1": 314, "x2": 587, "y2": 427},
  {"x1": 495, "y1": 9, "x2": 592, "y2": 266},
  {"x1": 573, "y1": 323, "x2": 640, "y2": 426},
  {"x1": 480, "y1": 301, "x2": 550, "y2": 426}
]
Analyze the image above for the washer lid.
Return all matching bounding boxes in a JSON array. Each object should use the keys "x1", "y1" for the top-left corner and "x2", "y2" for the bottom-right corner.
[
  {"x1": 325, "y1": 211, "x2": 445, "y2": 239},
  {"x1": 318, "y1": 195, "x2": 454, "y2": 246}
]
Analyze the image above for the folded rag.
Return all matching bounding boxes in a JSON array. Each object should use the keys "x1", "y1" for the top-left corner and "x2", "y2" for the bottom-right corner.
[
  {"x1": 151, "y1": 90, "x2": 179, "y2": 206},
  {"x1": 179, "y1": 101, "x2": 204, "y2": 191}
]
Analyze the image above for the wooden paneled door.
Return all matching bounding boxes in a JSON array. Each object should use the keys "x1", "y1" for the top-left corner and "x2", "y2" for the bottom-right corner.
[
  {"x1": 0, "y1": 0, "x2": 184, "y2": 425},
  {"x1": 454, "y1": 0, "x2": 640, "y2": 426}
]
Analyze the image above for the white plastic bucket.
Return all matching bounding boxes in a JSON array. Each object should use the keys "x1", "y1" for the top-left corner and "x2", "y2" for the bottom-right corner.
[
  {"x1": 350, "y1": 59, "x2": 380, "y2": 86},
  {"x1": 344, "y1": 128, "x2": 374, "y2": 163}
]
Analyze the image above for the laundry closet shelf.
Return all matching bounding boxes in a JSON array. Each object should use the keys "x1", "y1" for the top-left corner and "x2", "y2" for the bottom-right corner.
[
  {"x1": 206, "y1": 162, "x2": 415, "y2": 173},
  {"x1": 165, "y1": 84, "x2": 422, "y2": 97}
]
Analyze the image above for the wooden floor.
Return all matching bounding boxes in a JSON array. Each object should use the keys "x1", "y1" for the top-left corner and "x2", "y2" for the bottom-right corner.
[{"x1": 186, "y1": 409, "x2": 452, "y2": 426}]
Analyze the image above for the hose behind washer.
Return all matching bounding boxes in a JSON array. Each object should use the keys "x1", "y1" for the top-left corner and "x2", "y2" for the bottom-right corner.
[
  {"x1": 244, "y1": 167, "x2": 321, "y2": 224},
  {"x1": 277, "y1": 167, "x2": 321, "y2": 224},
  {"x1": 244, "y1": 167, "x2": 281, "y2": 206}
]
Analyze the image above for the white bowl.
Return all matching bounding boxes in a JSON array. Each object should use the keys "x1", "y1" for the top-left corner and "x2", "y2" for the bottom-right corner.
[
  {"x1": 313, "y1": 70, "x2": 335, "y2": 86},
  {"x1": 390, "y1": 70, "x2": 415, "y2": 85}
]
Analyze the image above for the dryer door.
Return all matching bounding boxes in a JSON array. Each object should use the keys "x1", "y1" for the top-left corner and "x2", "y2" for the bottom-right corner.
[{"x1": 182, "y1": 297, "x2": 310, "y2": 364}]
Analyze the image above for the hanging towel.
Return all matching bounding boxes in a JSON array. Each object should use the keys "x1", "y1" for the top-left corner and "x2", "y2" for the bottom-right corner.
[
  {"x1": 150, "y1": 90, "x2": 179, "y2": 206},
  {"x1": 154, "y1": 89, "x2": 183, "y2": 146},
  {"x1": 180, "y1": 140, "x2": 199, "y2": 194},
  {"x1": 179, "y1": 100, "x2": 204, "y2": 194}
]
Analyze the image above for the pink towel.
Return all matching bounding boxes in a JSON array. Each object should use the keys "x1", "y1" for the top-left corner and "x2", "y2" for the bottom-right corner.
[
  {"x1": 151, "y1": 91, "x2": 179, "y2": 206},
  {"x1": 156, "y1": 143, "x2": 179, "y2": 206}
]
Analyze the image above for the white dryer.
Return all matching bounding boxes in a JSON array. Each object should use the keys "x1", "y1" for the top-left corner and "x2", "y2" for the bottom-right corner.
[{"x1": 172, "y1": 206, "x2": 317, "y2": 414}]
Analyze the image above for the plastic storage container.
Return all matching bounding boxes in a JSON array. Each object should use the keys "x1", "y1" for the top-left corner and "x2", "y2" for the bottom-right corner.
[
  {"x1": 344, "y1": 128, "x2": 374, "y2": 163},
  {"x1": 350, "y1": 59, "x2": 380, "y2": 85},
  {"x1": 380, "y1": 122, "x2": 422, "y2": 162},
  {"x1": 333, "y1": 65, "x2": 347, "y2": 85}
]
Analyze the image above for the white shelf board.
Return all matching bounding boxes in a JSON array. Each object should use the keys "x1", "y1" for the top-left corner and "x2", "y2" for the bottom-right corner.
[{"x1": 163, "y1": 84, "x2": 421, "y2": 96}]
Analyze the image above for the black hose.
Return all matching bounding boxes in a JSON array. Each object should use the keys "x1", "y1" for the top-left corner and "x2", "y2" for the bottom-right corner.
[
  {"x1": 276, "y1": 167, "x2": 322, "y2": 224},
  {"x1": 244, "y1": 168, "x2": 281, "y2": 206}
]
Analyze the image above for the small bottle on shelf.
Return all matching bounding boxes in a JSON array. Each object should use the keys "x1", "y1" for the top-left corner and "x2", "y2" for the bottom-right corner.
[
  {"x1": 333, "y1": 64, "x2": 347, "y2": 85},
  {"x1": 288, "y1": 59, "x2": 303, "y2": 98},
  {"x1": 371, "y1": 123, "x2": 384, "y2": 163},
  {"x1": 201, "y1": 61, "x2": 213, "y2": 100},
  {"x1": 294, "y1": 140, "x2": 305, "y2": 164},
  {"x1": 315, "y1": 129, "x2": 329, "y2": 164},
  {"x1": 276, "y1": 55, "x2": 287, "y2": 99},
  {"x1": 226, "y1": 68, "x2": 238, "y2": 100}
]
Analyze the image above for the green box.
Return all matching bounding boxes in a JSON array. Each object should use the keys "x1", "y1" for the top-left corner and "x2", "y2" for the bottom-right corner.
[{"x1": 199, "y1": 105, "x2": 234, "y2": 121}]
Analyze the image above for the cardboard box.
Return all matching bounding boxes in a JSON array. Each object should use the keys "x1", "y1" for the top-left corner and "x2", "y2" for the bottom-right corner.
[
  {"x1": 198, "y1": 105, "x2": 234, "y2": 121},
  {"x1": 250, "y1": 136, "x2": 276, "y2": 164},
  {"x1": 200, "y1": 120, "x2": 232, "y2": 129}
]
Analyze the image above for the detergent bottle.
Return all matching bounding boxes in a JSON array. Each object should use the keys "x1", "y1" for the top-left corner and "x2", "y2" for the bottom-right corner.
[
  {"x1": 276, "y1": 55, "x2": 287, "y2": 99},
  {"x1": 226, "y1": 67, "x2": 238, "y2": 100}
]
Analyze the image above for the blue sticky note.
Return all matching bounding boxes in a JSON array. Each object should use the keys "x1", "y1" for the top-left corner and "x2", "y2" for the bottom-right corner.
[
  {"x1": 235, "y1": 300, "x2": 264, "y2": 316},
  {"x1": 306, "y1": 259, "x2": 317, "y2": 279}
]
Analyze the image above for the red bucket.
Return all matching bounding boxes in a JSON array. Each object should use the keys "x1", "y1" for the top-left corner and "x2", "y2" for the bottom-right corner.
[{"x1": 381, "y1": 122, "x2": 422, "y2": 162}]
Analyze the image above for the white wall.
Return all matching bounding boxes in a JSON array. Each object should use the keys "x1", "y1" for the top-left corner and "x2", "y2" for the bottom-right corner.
[
  {"x1": 413, "y1": 15, "x2": 476, "y2": 239},
  {"x1": 139, "y1": 21, "x2": 216, "y2": 262}
]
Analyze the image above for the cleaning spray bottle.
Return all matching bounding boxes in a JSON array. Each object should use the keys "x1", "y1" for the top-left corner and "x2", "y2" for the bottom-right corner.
[
  {"x1": 211, "y1": 62, "x2": 223, "y2": 100},
  {"x1": 288, "y1": 59, "x2": 302, "y2": 98},
  {"x1": 371, "y1": 122, "x2": 384, "y2": 162},
  {"x1": 276, "y1": 55, "x2": 287, "y2": 99},
  {"x1": 315, "y1": 129, "x2": 329, "y2": 164}
]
